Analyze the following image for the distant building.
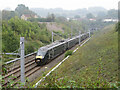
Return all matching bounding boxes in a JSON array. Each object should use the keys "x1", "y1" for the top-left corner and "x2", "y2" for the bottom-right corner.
[
  {"x1": 72, "y1": 18, "x2": 77, "y2": 21},
  {"x1": 40, "y1": 16, "x2": 46, "y2": 18},
  {"x1": 21, "y1": 14, "x2": 30, "y2": 20},
  {"x1": 66, "y1": 18, "x2": 70, "y2": 21},
  {"x1": 89, "y1": 18, "x2": 96, "y2": 21},
  {"x1": 21, "y1": 14, "x2": 38, "y2": 20},
  {"x1": 103, "y1": 19, "x2": 118, "y2": 22},
  {"x1": 34, "y1": 15, "x2": 38, "y2": 18}
]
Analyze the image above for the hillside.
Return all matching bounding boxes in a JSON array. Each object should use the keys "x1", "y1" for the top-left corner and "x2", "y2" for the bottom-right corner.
[
  {"x1": 2, "y1": 17, "x2": 60, "y2": 62},
  {"x1": 30, "y1": 7, "x2": 107, "y2": 18},
  {"x1": 37, "y1": 24, "x2": 118, "y2": 88},
  {"x1": 38, "y1": 22, "x2": 64, "y2": 32}
]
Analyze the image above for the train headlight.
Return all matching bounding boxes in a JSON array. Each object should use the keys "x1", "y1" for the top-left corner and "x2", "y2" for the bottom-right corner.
[{"x1": 36, "y1": 56, "x2": 43, "y2": 59}]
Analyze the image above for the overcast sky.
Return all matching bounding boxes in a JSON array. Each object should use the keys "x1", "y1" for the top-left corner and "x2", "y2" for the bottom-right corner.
[{"x1": 0, "y1": 0, "x2": 119, "y2": 10}]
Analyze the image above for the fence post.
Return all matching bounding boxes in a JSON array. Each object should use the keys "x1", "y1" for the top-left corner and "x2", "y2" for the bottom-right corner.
[{"x1": 20, "y1": 37, "x2": 25, "y2": 86}]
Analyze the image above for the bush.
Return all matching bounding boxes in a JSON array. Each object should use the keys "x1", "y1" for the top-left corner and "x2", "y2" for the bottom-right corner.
[
  {"x1": 65, "y1": 50, "x2": 73, "y2": 57},
  {"x1": 115, "y1": 22, "x2": 120, "y2": 32},
  {"x1": 25, "y1": 44, "x2": 34, "y2": 55}
]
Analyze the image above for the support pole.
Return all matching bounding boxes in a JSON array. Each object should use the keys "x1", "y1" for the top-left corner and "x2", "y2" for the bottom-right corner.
[
  {"x1": 71, "y1": 25, "x2": 72, "y2": 38},
  {"x1": 20, "y1": 37, "x2": 25, "y2": 85},
  {"x1": 52, "y1": 31, "x2": 53, "y2": 43},
  {"x1": 79, "y1": 31, "x2": 81, "y2": 45},
  {"x1": 89, "y1": 29, "x2": 90, "y2": 37}
]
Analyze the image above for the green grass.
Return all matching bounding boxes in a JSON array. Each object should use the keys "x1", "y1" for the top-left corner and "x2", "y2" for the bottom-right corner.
[
  {"x1": 65, "y1": 50, "x2": 73, "y2": 57},
  {"x1": 37, "y1": 24, "x2": 118, "y2": 88}
]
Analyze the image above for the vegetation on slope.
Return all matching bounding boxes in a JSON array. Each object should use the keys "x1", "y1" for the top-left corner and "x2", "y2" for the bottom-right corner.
[
  {"x1": 2, "y1": 16, "x2": 52, "y2": 53},
  {"x1": 55, "y1": 19, "x2": 88, "y2": 38},
  {"x1": 2, "y1": 16, "x2": 88, "y2": 63},
  {"x1": 37, "y1": 24, "x2": 118, "y2": 88},
  {"x1": 2, "y1": 17, "x2": 55, "y2": 62}
]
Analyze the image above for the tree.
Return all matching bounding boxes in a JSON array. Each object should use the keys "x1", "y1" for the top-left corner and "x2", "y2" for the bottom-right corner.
[
  {"x1": 86, "y1": 13, "x2": 95, "y2": 19},
  {"x1": 97, "y1": 11, "x2": 106, "y2": 19},
  {"x1": 2, "y1": 10, "x2": 17, "y2": 20},
  {"x1": 2, "y1": 17, "x2": 53, "y2": 54},
  {"x1": 74, "y1": 15, "x2": 80, "y2": 19},
  {"x1": 15, "y1": 4, "x2": 35, "y2": 17},
  {"x1": 2, "y1": 29, "x2": 19, "y2": 52},
  {"x1": 116, "y1": 22, "x2": 120, "y2": 32},
  {"x1": 56, "y1": 16, "x2": 67, "y2": 22},
  {"x1": 51, "y1": 14, "x2": 55, "y2": 22},
  {"x1": 106, "y1": 9, "x2": 118, "y2": 19},
  {"x1": 46, "y1": 13, "x2": 55, "y2": 22}
]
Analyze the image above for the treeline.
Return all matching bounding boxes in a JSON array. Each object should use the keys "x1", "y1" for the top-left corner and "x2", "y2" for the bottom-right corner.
[
  {"x1": 55, "y1": 17, "x2": 88, "y2": 35},
  {"x1": 2, "y1": 4, "x2": 36, "y2": 20},
  {"x1": 2, "y1": 17, "x2": 52, "y2": 54},
  {"x1": 2, "y1": 4, "x2": 55, "y2": 23},
  {"x1": 28, "y1": 14, "x2": 55, "y2": 22},
  {"x1": 15, "y1": 4, "x2": 36, "y2": 17}
]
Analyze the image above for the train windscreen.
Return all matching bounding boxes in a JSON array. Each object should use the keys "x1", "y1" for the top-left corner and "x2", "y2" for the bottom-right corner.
[{"x1": 37, "y1": 50, "x2": 46, "y2": 56}]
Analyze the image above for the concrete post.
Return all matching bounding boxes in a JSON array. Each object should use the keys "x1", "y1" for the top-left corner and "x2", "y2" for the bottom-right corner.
[{"x1": 20, "y1": 37, "x2": 25, "y2": 85}]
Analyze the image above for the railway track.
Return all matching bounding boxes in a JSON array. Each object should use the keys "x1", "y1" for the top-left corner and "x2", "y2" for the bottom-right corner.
[
  {"x1": 2, "y1": 38, "x2": 89, "y2": 88},
  {"x1": 5, "y1": 54, "x2": 36, "y2": 73},
  {"x1": 2, "y1": 53, "x2": 37, "y2": 87}
]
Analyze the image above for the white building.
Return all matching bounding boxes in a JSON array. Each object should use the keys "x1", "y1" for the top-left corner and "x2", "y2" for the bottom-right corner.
[
  {"x1": 103, "y1": 19, "x2": 118, "y2": 22},
  {"x1": 21, "y1": 14, "x2": 38, "y2": 20}
]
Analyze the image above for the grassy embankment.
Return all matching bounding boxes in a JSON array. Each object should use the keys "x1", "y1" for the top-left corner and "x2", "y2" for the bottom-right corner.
[{"x1": 37, "y1": 24, "x2": 118, "y2": 88}]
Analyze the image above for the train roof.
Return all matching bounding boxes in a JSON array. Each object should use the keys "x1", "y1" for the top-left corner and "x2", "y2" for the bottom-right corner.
[
  {"x1": 38, "y1": 37, "x2": 76, "y2": 52},
  {"x1": 38, "y1": 39, "x2": 68, "y2": 52},
  {"x1": 38, "y1": 33, "x2": 88, "y2": 52}
]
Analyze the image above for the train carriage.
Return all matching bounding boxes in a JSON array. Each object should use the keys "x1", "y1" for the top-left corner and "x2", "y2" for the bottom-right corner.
[{"x1": 35, "y1": 32, "x2": 89, "y2": 65}]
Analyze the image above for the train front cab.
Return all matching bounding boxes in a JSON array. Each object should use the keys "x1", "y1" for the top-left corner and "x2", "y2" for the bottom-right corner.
[{"x1": 35, "y1": 56, "x2": 44, "y2": 65}]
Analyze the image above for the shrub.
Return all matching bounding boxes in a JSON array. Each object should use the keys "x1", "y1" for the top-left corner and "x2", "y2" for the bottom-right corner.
[
  {"x1": 25, "y1": 44, "x2": 34, "y2": 55},
  {"x1": 65, "y1": 50, "x2": 73, "y2": 57}
]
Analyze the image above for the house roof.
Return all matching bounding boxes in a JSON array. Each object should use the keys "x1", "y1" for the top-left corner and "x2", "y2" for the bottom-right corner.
[{"x1": 21, "y1": 14, "x2": 36, "y2": 18}]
